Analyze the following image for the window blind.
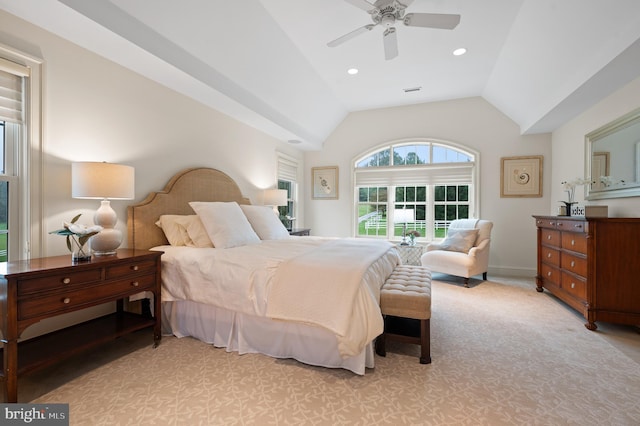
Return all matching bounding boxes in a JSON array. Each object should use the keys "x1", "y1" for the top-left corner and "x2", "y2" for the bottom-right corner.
[
  {"x1": 355, "y1": 162, "x2": 474, "y2": 186},
  {"x1": 0, "y1": 58, "x2": 29, "y2": 124},
  {"x1": 277, "y1": 154, "x2": 298, "y2": 182}
]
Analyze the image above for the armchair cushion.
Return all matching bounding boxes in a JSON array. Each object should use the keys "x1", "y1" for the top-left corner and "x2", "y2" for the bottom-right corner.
[{"x1": 439, "y1": 228, "x2": 479, "y2": 253}]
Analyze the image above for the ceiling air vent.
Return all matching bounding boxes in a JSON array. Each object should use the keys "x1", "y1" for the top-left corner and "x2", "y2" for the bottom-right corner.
[{"x1": 403, "y1": 86, "x2": 422, "y2": 93}]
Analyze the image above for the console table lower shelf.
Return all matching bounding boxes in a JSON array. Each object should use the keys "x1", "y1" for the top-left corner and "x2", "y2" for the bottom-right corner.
[{"x1": 0, "y1": 312, "x2": 155, "y2": 382}]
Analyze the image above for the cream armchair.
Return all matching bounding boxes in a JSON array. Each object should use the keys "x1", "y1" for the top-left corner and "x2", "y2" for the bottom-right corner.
[{"x1": 420, "y1": 219, "x2": 493, "y2": 287}]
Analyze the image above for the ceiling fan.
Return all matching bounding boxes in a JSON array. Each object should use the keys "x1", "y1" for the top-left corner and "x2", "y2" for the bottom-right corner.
[{"x1": 327, "y1": 0, "x2": 461, "y2": 60}]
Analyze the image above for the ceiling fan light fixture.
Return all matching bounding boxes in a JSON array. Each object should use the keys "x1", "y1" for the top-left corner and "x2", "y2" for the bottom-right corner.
[
  {"x1": 453, "y1": 47, "x2": 467, "y2": 56},
  {"x1": 347, "y1": 68, "x2": 359, "y2": 75}
]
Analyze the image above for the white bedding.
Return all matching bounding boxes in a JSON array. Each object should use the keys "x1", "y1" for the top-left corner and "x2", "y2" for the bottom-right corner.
[{"x1": 154, "y1": 237, "x2": 400, "y2": 358}]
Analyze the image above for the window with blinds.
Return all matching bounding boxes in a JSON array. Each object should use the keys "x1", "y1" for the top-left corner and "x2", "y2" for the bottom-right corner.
[
  {"x1": 0, "y1": 57, "x2": 30, "y2": 261},
  {"x1": 354, "y1": 140, "x2": 478, "y2": 241},
  {"x1": 276, "y1": 153, "x2": 299, "y2": 230}
]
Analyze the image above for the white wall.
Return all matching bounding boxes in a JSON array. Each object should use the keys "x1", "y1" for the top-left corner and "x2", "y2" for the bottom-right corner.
[
  {"x1": 305, "y1": 97, "x2": 552, "y2": 276},
  {"x1": 1, "y1": 10, "x2": 304, "y2": 338},
  {"x1": 551, "y1": 75, "x2": 640, "y2": 217}
]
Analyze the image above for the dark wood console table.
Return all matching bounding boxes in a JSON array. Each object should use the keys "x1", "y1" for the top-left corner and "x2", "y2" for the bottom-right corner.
[{"x1": 0, "y1": 249, "x2": 162, "y2": 402}]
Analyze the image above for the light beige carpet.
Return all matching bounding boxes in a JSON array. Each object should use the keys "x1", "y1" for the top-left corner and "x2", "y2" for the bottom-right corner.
[{"x1": 29, "y1": 275, "x2": 640, "y2": 425}]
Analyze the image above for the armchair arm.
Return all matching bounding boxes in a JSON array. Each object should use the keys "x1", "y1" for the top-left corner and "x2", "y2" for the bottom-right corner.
[{"x1": 425, "y1": 242, "x2": 445, "y2": 252}]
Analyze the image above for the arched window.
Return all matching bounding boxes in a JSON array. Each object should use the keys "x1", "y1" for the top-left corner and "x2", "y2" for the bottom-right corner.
[{"x1": 353, "y1": 139, "x2": 478, "y2": 242}]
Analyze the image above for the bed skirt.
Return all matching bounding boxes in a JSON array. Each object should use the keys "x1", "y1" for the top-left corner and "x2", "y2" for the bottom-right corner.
[{"x1": 161, "y1": 300, "x2": 375, "y2": 375}]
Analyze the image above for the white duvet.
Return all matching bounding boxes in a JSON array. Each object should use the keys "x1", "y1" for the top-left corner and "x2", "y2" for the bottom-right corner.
[{"x1": 154, "y1": 237, "x2": 400, "y2": 357}]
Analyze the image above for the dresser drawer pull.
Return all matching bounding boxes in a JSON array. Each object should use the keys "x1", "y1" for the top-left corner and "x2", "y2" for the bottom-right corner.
[
  {"x1": 547, "y1": 253, "x2": 552, "y2": 258},
  {"x1": 63, "y1": 297, "x2": 71, "y2": 304},
  {"x1": 574, "y1": 224, "x2": 583, "y2": 229},
  {"x1": 571, "y1": 283, "x2": 576, "y2": 289},
  {"x1": 131, "y1": 281, "x2": 139, "y2": 287},
  {"x1": 547, "y1": 271, "x2": 552, "y2": 277},
  {"x1": 547, "y1": 235, "x2": 552, "y2": 240},
  {"x1": 131, "y1": 265, "x2": 139, "y2": 271},
  {"x1": 548, "y1": 221, "x2": 555, "y2": 226},
  {"x1": 571, "y1": 239, "x2": 575, "y2": 246},
  {"x1": 62, "y1": 278, "x2": 71, "y2": 284},
  {"x1": 570, "y1": 261, "x2": 575, "y2": 267}
]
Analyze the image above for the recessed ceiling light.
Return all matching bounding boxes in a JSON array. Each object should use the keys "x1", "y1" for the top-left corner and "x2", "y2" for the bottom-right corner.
[
  {"x1": 453, "y1": 48, "x2": 467, "y2": 56},
  {"x1": 347, "y1": 68, "x2": 359, "y2": 75}
]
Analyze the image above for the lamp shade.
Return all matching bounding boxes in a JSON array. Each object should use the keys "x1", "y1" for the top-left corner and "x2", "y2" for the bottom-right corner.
[
  {"x1": 263, "y1": 189, "x2": 288, "y2": 206},
  {"x1": 394, "y1": 209, "x2": 414, "y2": 223},
  {"x1": 72, "y1": 162, "x2": 135, "y2": 200}
]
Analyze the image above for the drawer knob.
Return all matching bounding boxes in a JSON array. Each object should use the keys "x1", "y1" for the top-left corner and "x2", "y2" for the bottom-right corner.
[
  {"x1": 575, "y1": 224, "x2": 583, "y2": 229},
  {"x1": 571, "y1": 283, "x2": 576, "y2": 289},
  {"x1": 62, "y1": 277, "x2": 71, "y2": 284},
  {"x1": 547, "y1": 271, "x2": 552, "y2": 277},
  {"x1": 570, "y1": 261, "x2": 575, "y2": 267},
  {"x1": 571, "y1": 240, "x2": 575, "y2": 246},
  {"x1": 131, "y1": 265, "x2": 139, "y2": 271},
  {"x1": 131, "y1": 281, "x2": 139, "y2": 287},
  {"x1": 547, "y1": 253, "x2": 552, "y2": 258},
  {"x1": 63, "y1": 297, "x2": 71, "y2": 304},
  {"x1": 547, "y1": 235, "x2": 552, "y2": 240}
]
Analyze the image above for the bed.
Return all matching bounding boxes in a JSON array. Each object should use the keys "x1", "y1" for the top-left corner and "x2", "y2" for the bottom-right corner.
[{"x1": 127, "y1": 167, "x2": 400, "y2": 374}]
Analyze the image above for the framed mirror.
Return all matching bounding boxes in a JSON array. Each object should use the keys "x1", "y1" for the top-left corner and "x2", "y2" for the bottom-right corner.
[{"x1": 585, "y1": 106, "x2": 640, "y2": 200}]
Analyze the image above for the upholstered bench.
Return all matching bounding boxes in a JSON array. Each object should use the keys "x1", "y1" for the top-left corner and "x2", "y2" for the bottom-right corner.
[{"x1": 376, "y1": 265, "x2": 432, "y2": 364}]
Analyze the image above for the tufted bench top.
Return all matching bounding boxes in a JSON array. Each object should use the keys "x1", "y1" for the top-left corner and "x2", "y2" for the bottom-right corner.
[{"x1": 380, "y1": 265, "x2": 432, "y2": 320}]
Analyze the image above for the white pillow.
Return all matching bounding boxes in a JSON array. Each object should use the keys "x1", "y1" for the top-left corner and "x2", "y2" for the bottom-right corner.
[
  {"x1": 240, "y1": 205, "x2": 290, "y2": 240},
  {"x1": 155, "y1": 215, "x2": 191, "y2": 246},
  {"x1": 440, "y1": 228, "x2": 479, "y2": 253},
  {"x1": 189, "y1": 201, "x2": 260, "y2": 249},
  {"x1": 184, "y1": 215, "x2": 214, "y2": 248}
]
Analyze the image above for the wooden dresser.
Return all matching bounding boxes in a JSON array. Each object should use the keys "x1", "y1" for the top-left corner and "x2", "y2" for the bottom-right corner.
[
  {"x1": 533, "y1": 215, "x2": 640, "y2": 330},
  {"x1": 0, "y1": 249, "x2": 162, "y2": 402}
]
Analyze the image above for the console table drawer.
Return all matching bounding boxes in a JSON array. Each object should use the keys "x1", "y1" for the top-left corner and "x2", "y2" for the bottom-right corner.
[
  {"x1": 106, "y1": 259, "x2": 157, "y2": 279},
  {"x1": 18, "y1": 269, "x2": 103, "y2": 296},
  {"x1": 18, "y1": 273, "x2": 156, "y2": 320}
]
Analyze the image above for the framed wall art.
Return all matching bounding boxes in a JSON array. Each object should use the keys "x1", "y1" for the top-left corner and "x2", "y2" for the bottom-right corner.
[
  {"x1": 312, "y1": 166, "x2": 338, "y2": 199},
  {"x1": 500, "y1": 156, "x2": 543, "y2": 197}
]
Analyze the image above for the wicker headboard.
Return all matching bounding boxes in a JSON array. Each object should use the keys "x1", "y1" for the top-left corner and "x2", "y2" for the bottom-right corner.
[{"x1": 127, "y1": 167, "x2": 251, "y2": 250}]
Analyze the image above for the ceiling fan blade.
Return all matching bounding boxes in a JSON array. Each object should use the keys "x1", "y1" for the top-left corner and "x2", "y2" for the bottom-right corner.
[
  {"x1": 344, "y1": 0, "x2": 377, "y2": 13},
  {"x1": 327, "y1": 24, "x2": 376, "y2": 47},
  {"x1": 395, "y1": 0, "x2": 415, "y2": 10},
  {"x1": 403, "y1": 13, "x2": 461, "y2": 29},
  {"x1": 383, "y1": 27, "x2": 398, "y2": 60}
]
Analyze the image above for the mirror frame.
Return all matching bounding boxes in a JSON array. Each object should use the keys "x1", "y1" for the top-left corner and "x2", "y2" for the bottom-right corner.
[{"x1": 585, "y1": 106, "x2": 640, "y2": 200}]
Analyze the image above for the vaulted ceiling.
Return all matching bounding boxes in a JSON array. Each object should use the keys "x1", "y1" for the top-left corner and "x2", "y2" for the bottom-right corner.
[{"x1": 2, "y1": 0, "x2": 640, "y2": 150}]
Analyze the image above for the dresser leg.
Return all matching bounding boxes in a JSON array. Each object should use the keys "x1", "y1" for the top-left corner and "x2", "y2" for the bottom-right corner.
[{"x1": 585, "y1": 321, "x2": 598, "y2": 331}]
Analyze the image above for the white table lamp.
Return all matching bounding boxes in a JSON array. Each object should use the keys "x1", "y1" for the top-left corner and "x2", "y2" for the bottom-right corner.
[
  {"x1": 394, "y1": 209, "x2": 414, "y2": 245},
  {"x1": 72, "y1": 162, "x2": 135, "y2": 255},
  {"x1": 263, "y1": 189, "x2": 288, "y2": 215}
]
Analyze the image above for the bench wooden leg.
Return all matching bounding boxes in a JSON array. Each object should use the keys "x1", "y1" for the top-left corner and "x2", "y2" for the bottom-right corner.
[
  {"x1": 375, "y1": 332, "x2": 386, "y2": 357},
  {"x1": 483, "y1": 272, "x2": 487, "y2": 280},
  {"x1": 420, "y1": 319, "x2": 431, "y2": 364},
  {"x1": 463, "y1": 277, "x2": 470, "y2": 288}
]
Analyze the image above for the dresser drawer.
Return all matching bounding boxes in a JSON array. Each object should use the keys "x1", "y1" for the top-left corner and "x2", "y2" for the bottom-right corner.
[
  {"x1": 18, "y1": 269, "x2": 103, "y2": 296},
  {"x1": 541, "y1": 263, "x2": 560, "y2": 286},
  {"x1": 18, "y1": 273, "x2": 157, "y2": 320},
  {"x1": 561, "y1": 272, "x2": 587, "y2": 300},
  {"x1": 556, "y1": 219, "x2": 587, "y2": 234},
  {"x1": 561, "y1": 232, "x2": 587, "y2": 254},
  {"x1": 106, "y1": 259, "x2": 157, "y2": 279},
  {"x1": 541, "y1": 229, "x2": 560, "y2": 247},
  {"x1": 561, "y1": 252, "x2": 587, "y2": 277},
  {"x1": 541, "y1": 247, "x2": 560, "y2": 266}
]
